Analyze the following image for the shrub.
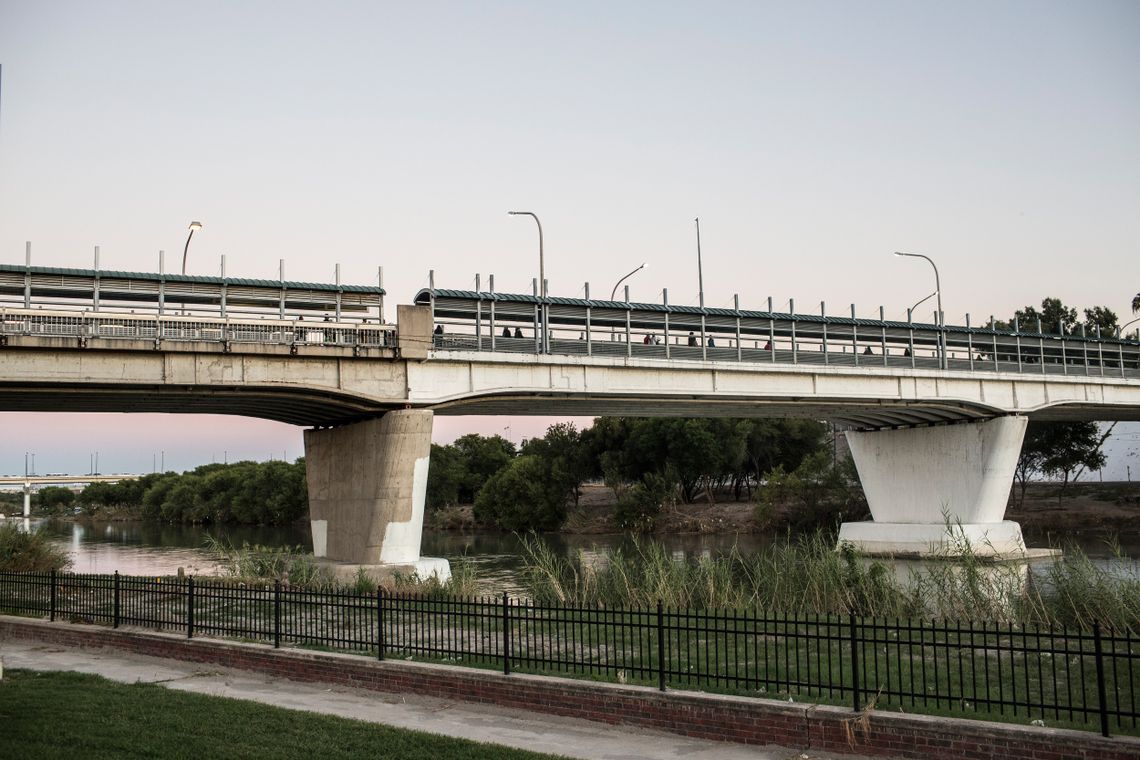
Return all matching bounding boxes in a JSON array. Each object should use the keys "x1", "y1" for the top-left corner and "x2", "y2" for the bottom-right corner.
[{"x1": 0, "y1": 523, "x2": 71, "y2": 572}]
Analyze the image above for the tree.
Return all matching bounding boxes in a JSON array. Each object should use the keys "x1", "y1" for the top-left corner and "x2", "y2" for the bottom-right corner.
[
  {"x1": 451, "y1": 434, "x2": 516, "y2": 503},
  {"x1": 1082, "y1": 306, "x2": 1118, "y2": 335},
  {"x1": 1014, "y1": 297, "x2": 1077, "y2": 334},
  {"x1": 425, "y1": 443, "x2": 465, "y2": 509},
  {"x1": 1015, "y1": 421, "x2": 1107, "y2": 503},
  {"x1": 1133, "y1": 292, "x2": 1140, "y2": 313},
  {"x1": 520, "y1": 422, "x2": 589, "y2": 506},
  {"x1": 35, "y1": 486, "x2": 75, "y2": 514},
  {"x1": 474, "y1": 456, "x2": 567, "y2": 530},
  {"x1": 1005, "y1": 298, "x2": 1119, "y2": 337}
]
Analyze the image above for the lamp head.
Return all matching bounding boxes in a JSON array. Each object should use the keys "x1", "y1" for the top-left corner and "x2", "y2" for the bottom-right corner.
[{"x1": 189, "y1": 221, "x2": 203, "y2": 232}]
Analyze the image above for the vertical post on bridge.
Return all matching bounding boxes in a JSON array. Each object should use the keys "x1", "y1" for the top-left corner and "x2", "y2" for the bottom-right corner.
[
  {"x1": 93, "y1": 246, "x2": 101, "y2": 312},
  {"x1": 278, "y1": 259, "x2": 286, "y2": 319},
  {"x1": 475, "y1": 273, "x2": 482, "y2": 349},
  {"x1": 624, "y1": 284, "x2": 632, "y2": 357},
  {"x1": 662, "y1": 288, "x2": 670, "y2": 359},
  {"x1": 585, "y1": 282, "x2": 593, "y2": 357},
  {"x1": 734, "y1": 294, "x2": 741, "y2": 361},
  {"x1": 24, "y1": 241, "x2": 31, "y2": 308},
  {"x1": 489, "y1": 274, "x2": 496, "y2": 352},
  {"x1": 378, "y1": 266, "x2": 385, "y2": 325}
]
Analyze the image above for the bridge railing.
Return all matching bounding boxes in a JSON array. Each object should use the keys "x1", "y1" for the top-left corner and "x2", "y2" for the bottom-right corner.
[
  {"x1": 0, "y1": 307, "x2": 396, "y2": 348},
  {"x1": 420, "y1": 291, "x2": 1140, "y2": 378}
]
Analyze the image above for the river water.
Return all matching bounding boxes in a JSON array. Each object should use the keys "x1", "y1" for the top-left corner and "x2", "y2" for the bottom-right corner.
[{"x1": 25, "y1": 518, "x2": 1140, "y2": 594}]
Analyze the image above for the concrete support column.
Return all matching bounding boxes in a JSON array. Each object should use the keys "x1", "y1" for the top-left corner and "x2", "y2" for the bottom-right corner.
[
  {"x1": 304, "y1": 409, "x2": 449, "y2": 581},
  {"x1": 838, "y1": 416, "x2": 1028, "y2": 557},
  {"x1": 23, "y1": 486, "x2": 31, "y2": 518}
]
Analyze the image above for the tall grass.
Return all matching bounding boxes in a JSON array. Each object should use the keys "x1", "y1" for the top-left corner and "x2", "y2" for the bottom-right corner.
[
  {"x1": 203, "y1": 535, "x2": 328, "y2": 587},
  {"x1": 203, "y1": 535, "x2": 479, "y2": 596},
  {"x1": 518, "y1": 531, "x2": 1140, "y2": 630},
  {"x1": 0, "y1": 523, "x2": 71, "y2": 572}
]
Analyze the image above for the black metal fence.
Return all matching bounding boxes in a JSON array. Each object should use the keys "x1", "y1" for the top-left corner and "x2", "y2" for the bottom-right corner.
[{"x1": 2, "y1": 570, "x2": 1136, "y2": 737}]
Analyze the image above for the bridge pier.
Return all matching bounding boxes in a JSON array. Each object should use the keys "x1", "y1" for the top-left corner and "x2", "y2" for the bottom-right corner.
[
  {"x1": 303, "y1": 409, "x2": 450, "y2": 582},
  {"x1": 838, "y1": 416, "x2": 1029, "y2": 557}
]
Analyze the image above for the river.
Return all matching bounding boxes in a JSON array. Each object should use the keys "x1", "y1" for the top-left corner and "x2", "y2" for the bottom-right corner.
[{"x1": 26, "y1": 518, "x2": 1140, "y2": 595}]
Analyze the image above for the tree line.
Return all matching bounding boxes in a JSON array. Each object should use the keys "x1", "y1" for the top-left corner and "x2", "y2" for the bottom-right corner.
[
  {"x1": 36, "y1": 460, "x2": 308, "y2": 526},
  {"x1": 428, "y1": 418, "x2": 845, "y2": 531}
]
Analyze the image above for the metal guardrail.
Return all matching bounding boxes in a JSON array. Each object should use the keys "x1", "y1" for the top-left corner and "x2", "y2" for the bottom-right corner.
[
  {"x1": 0, "y1": 308, "x2": 395, "y2": 349},
  {"x1": 1, "y1": 570, "x2": 1136, "y2": 737},
  {"x1": 424, "y1": 293, "x2": 1140, "y2": 379}
]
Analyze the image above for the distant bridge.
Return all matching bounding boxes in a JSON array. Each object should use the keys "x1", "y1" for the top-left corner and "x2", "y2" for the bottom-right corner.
[
  {"x1": 0, "y1": 474, "x2": 139, "y2": 487},
  {"x1": 0, "y1": 474, "x2": 140, "y2": 519}
]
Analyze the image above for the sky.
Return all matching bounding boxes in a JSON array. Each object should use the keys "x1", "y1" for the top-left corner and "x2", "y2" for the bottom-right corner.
[{"x1": 0, "y1": 0, "x2": 1138, "y2": 476}]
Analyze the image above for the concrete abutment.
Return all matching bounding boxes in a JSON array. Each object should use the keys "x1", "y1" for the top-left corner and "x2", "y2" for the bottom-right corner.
[
  {"x1": 303, "y1": 409, "x2": 449, "y2": 582},
  {"x1": 839, "y1": 416, "x2": 1030, "y2": 557}
]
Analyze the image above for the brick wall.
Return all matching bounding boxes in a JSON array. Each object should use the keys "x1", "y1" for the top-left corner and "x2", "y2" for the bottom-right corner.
[{"x1": 3, "y1": 616, "x2": 1137, "y2": 760}]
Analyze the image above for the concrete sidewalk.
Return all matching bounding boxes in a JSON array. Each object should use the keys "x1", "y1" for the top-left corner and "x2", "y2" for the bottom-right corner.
[{"x1": 0, "y1": 638, "x2": 870, "y2": 760}]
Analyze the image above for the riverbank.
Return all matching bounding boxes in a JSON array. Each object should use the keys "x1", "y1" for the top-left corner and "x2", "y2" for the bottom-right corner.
[{"x1": 426, "y1": 481, "x2": 1140, "y2": 541}]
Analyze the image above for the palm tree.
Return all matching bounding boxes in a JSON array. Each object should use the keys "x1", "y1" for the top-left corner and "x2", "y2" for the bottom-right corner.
[{"x1": 1133, "y1": 291, "x2": 1140, "y2": 313}]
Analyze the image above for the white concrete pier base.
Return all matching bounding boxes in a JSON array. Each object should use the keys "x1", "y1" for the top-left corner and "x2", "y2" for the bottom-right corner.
[
  {"x1": 304, "y1": 410, "x2": 450, "y2": 582},
  {"x1": 838, "y1": 416, "x2": 1029, "y2": 558}
]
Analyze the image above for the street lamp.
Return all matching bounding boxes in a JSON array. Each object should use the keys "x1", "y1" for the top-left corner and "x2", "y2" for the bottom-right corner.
[
  {"x1": 507, "y1": 212, "x2": 544, "y2": 297},
  {"x1": 508, "y1": 211, "x2": 546, "y2": 352},
  {"x1": 181, "y1": 221, "x2": 203, "y2": 275},
  {"x1": 1120, "y1": 316, "x2": 1140, "y2": 340},
  {"x1": 610, "y1": 263, "x2": 647, "y2": 302},
  {"x1": 895, "y1": 251, "x2": 945, "y2": 369}
]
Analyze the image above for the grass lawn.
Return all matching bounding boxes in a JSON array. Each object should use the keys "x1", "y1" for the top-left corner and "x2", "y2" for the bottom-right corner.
[{"x1": 0, "y1": 669, "x2": 566, "y2": 760}]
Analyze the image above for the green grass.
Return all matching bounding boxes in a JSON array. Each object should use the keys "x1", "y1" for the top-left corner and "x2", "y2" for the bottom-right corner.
[{"x1": 0, "y1": 670, "x2": 565, "y2": 760}]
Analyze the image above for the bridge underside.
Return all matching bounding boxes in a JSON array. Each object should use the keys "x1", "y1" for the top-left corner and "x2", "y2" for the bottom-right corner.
[
  {"x1": 3, "y1": 383, "x2": 1139, "y2": 430},
  {"x1": 428, "y1": 394, "x2": 1002, "y2": 428},
  {"x1": 0, "y1": 383, "x2": 397, "y2": 427}
]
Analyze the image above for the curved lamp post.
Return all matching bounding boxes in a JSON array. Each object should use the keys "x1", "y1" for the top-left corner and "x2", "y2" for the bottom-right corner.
[
  {"x1": 610, "y1": 262, "x2": 647, "y2": 302},
  {"x1": 508, "y1": 211, "x2": 546, "y2": 352},
  {"x1": 1120, "y1": 316, "x2": 1140, "y2": 340},
  {"x1": 895, "y1": 251, "x2": 945, "y2": 369},
  {"x1": 181, "y1": 221, "x2": 203, "y2": 275}
]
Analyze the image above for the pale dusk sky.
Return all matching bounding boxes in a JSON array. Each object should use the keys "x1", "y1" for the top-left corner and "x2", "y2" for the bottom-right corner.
[{"x1": 0, "y1": 1, "x2": 1137, "y2": 475}]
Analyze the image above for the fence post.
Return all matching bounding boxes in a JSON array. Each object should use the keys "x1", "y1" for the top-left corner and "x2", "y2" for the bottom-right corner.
[
  {"x1": 657, "y1": 600, "x2": 666, "y2": 692},
  {"x1": 502, "y1": 592, "x2": 511, "y2": 676},
  {"x1": 1093, "y1": 621, "x2": 1110, "y2": 737},
  {"x1": 273, "y1": 580, "x2": 282, "y2": 648},
  {"x1": 186, "y1": 577, "x2": 195, "y2": 640},
  {"x1": 113, "y1": 571, "x2": 120, "y2": 629},
  {"x1": 377, "y1": 588, "x2": 385, "y2": 661},
  {"x1": 849, "y1": 613, "x2": 860, "y2": 712},
  {"x1": 49, "y1": 569, "x2": 57, "y2": 622}
]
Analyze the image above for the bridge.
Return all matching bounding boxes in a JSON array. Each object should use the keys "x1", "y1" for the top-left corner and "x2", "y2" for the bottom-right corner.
[
  {"x1": 2, "y1": 262, "x2": 1139, "y2": 574},
  {"x1": 0, "y1": 474, "x2": 139, "y2": 518}
]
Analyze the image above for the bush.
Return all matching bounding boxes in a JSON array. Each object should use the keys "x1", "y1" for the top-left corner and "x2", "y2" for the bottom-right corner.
[
  {"x1": 0, "y1": 523, "x2": 71, "y2": 572},
  {"x1": 614, "y1": 471, "x2": 675, "y2": 532},
  {"x1": 757, "y1": 451, "x2": 868, "y2": 531},
  {"x1": 473, "y1": 456, "x2": 567, "y2": 531}
]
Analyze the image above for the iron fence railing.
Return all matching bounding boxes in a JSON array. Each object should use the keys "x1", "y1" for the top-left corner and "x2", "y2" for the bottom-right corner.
[
  {"x1": 0, "y1": 308, "x2": 394, "y2": 348},
  {"x1": 422, "y1": 289, "x2": 1140, "y2": 378},
  {"x1": 1, "y1": 570, "x2": 1136, "y2": 737}
]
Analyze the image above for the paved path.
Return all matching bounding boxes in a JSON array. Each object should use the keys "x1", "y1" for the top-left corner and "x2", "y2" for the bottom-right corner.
[{"x1": 0, "y1": 638, "x2": 871, "y2": 760}]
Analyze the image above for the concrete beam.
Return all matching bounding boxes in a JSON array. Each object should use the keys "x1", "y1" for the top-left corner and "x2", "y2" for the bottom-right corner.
[
  {"x1": 303, "y1": 410, "x2": 448, "y2": 581},
  {"x1": 838, "y1": 416, "x2": 1029, "y2": 557}
]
